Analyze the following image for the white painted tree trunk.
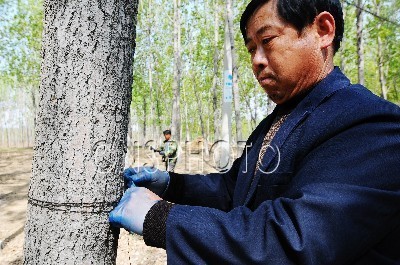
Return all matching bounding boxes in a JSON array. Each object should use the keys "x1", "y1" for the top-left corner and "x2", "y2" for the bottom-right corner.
[
  {"x1": 23, "y1": 1, "x2": 138, "y2": 264},
  {"x1": 212, "y1": 0, "x2": 221, "y2": 142},
  {"x1": 226, "y1": 0, "x2": 242, "y2": 142}
]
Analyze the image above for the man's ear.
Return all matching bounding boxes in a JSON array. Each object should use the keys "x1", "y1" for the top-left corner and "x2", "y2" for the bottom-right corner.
[{"x1": 315, "y1": 11, "x2": 336, "y2": 50}]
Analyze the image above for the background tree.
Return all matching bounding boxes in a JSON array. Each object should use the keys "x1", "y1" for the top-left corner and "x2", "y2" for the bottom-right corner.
[
  {"x1": 226, "y1": 0, "x2": 243, "y2": 142},
  {"x1": 0, "y1": 0, "x2": 42, "y2": 147},
  {"x1": 171, "y1": 0, "x2": 182, "y2": 142},
  {"x1": 212, "y1": 0, "x2": 222, "y2": 142},
  {"x1": 356, "y1": 0, "x2": 365, "y2": 85},
  {"x1": 1, "y1": 0, "x2": 399, "y2": 150},
  {"x1": 23, "y1": 1, "x2": 138, "y2": 264}
]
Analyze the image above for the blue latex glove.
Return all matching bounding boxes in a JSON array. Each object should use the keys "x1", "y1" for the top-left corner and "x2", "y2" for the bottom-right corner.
[
  {"x1": 123, "y1": 167, "x2": 170, "y2": 196},
  {"x1": 109, "y1": 186, "x2": 161, "y2": 235}
]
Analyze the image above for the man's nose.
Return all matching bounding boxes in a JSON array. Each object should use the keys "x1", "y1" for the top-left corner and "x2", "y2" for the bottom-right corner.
[{"x1": 252, "y1": 48, "x2": 268, "y2": 72}]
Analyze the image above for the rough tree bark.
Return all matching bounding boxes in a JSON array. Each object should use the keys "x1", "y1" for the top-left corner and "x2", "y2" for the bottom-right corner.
[{"x1": 23, "y1": 1, "x2": 138, "y2": 264}]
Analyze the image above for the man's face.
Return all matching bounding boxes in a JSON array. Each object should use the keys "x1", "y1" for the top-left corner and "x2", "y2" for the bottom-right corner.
[
  {"x1": 164, "y1": 134, "x2": 171, "y2": 141},
  {"x1": 245, "y1": 0, "x2": 326, "y2": 104}
]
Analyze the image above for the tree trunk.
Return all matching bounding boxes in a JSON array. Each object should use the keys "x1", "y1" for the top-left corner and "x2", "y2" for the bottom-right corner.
[
  {"x1": 252, "y1": 82, "x2": 259, "y2": 130},
  {"x1": 171, "y1": 0, "x2": 182, "y2": 143},
  {"x1": 394, "y1": 71, "x2": 399, "y2": 100},
  {"x1": 23, "y1": 1, "x2": 138, "y2": 264},
  {"x1": 184, "y1": 87, "x2": 190, "y2": 142},
  {"x1": 226, "y1": 0, "x2": 242, "y2": 142},
  {"x1": 340, "y1": 0, "x2": 347, "y2": 73},
  {"x1": 375, "y1": 0, "x2": 388, "y2": 100},
  {"x1": 143, "y1": 96, "x2": 148, "y2": 145},
  {"x1": 156, "y1": 90, "x2": 163, "y2": 135},
  {"x1": 6, "y1": 127, "x2": 9, "y2": 147},
  {"x1": 212, "y1": 0, "x2": 220, "y2": 142},
  {"x1": 356, "y1": 0, "x2": 365, "y2": 85},
  {"x1": 149, "y1": 62, "x2": 156, "y2": 140},
  {"x1": 30, "y1": 85, "x2": 38, "y2": 129},
  {"x1": 147, "y1": 0, "x2": 156, "y2": 141},
  {"x1": 193, "y1": 74, "x2": 209, "y2": 157}
]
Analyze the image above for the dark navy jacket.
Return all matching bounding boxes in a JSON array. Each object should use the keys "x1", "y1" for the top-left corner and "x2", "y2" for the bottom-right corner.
[{"x1": 164, "y1": 68, "x2": 400, "y2": 264}]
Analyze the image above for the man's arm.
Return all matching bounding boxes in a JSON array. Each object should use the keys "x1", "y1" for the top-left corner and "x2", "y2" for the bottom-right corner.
[
  {"x1": 145, "y1": 111, "x2": 400, "y2": 264},
  {"x1": 162, "y1": 158, "x2": 242, "y2": 211}
]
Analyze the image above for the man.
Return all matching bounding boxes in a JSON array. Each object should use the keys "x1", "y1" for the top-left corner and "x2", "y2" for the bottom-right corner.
[
  {"x1": 110, "y1": 0, "x2": 400, "y2": 264},
  {"x1": 151, "y1": 129, "x2": 178, "y2": 172}
]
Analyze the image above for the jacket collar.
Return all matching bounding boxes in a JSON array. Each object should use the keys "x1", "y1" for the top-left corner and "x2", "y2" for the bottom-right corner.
[{"x1": 240, "y1": 67, "x2": 351, "y2": 206}]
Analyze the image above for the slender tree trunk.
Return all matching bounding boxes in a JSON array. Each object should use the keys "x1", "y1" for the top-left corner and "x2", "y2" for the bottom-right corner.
[
  {"x1": 212, "y1": 0, "x2": 220, "y2": 142},
  {"x1": 356, "y1": 0, "x2": 365, "y2": 85},
  {"x1": 252, "y1": 84, "x2": 259, "y2": 130},
  {"x1": 149, "y1": 63, "x2": 156, "y2": 140},
  {"x1": 255, "y1": 96, "x2": 259, "y2": 129},
  {"x1": 6, "y1": 127, "x2": 9, "y2": 147},
  {"x1": 193, "y1": 74, "x2": 209, "y2": 156},
  {"x1": 394, "y1": 72, "x2": 399, "y2": 100},
  {"x1": 147, "y1": 0, "x2": 156, "y2": 140},
  {"x1": 184, "y1": 87, "x2": 190, "y2": 142},
  {"x1": 30, "y1": 87, "x2": 37, "y2": 129},
  {"x1": 219, "y1": 15, "x2": 233, "y2": 170},
  {"x1": 340, "y1": 0, "x2": 347, "y2": 73},
  {"x1": 23, "y1": 1, "x2": 138, "y2": 264},
  {"x1": 125, "y1": 117, "x2": 133, "y2": 168},
  {"x1": 171, "y1": 0, "x2": 182, "y2": 143},
  {"x1": 143, "y1": 97, "x2": 148, "y2": 145},
  {"x1": 156, "y1": 90, "x2": 163, "y2": 135},
  {"x1": 226, "y1": 0, "x2": 242, "y2": 142},
  {"x1": 374, "y1": 0, "x2": 388, "y2": 100},
  {"x1": 377, "y1": 32, "x2": 388, "y2": 100},
  {"x1": 244, "y1": 97, "x2": 253, "y2": 130}
]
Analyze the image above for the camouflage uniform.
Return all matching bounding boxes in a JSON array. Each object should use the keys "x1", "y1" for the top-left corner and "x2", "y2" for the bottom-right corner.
[{"x1": 159, "y1": 139, "x2": 178, "y2": 172}]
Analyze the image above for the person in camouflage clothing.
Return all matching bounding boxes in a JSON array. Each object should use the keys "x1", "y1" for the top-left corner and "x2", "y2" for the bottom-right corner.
[{"x1": 151, "y1": 130, "x2": 178, "y2": 172}]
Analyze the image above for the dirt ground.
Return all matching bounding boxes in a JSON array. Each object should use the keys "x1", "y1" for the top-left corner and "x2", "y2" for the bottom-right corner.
[{"x1": 0, "y1": 146, "x2": 219, "y2": 264}]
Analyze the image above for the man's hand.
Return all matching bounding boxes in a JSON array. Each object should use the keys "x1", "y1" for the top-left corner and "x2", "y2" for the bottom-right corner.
[
  {"x1": 150, "y1": 146, "x2": 159, "y2": 152},
  {"x1": 109, "y1": 187, "x2": 161, "y2": 235},
  {"x1": 123, "y1": 167, "x2": 170, "y2": 196},
  {"x1": 159, "y1": 151, "x2": 165, "y2": 156}
]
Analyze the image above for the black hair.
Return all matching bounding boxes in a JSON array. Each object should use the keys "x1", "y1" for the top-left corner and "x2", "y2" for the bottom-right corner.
[
  {"x1": 163, "y1": 130, "x2": 171, "y2": 135},
  {"x1": 240, "y1": 0, "x2": 344, "y2": 53}
]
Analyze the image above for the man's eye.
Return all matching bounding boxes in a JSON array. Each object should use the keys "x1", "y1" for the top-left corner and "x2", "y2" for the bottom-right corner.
[
  {"x1": 248, "y1": 48, "x2": 255, "y2": 54},
  {"x1": 262, "y1": 38, "x2": 273, "y2": 45}
]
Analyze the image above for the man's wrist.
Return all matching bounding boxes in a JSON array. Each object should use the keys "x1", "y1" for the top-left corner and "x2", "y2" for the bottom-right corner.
[{"x1": 143, "y1": 200, "x2": 175, "y2": 249}]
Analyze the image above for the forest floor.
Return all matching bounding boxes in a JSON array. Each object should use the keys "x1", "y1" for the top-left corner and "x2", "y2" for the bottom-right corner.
[{"x1": 0, "y1": 145, "x2": 220, "y2": 264}]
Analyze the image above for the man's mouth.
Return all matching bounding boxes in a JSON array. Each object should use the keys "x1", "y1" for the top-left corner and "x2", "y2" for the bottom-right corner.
[{"x1": 258, "y1": 75, "x2": 276, "y2": 87}]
